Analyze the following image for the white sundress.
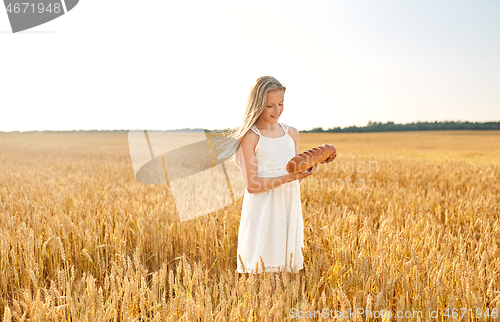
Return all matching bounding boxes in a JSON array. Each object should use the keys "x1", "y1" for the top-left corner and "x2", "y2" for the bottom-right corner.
[{"x1": 236, "y1": 122, "x2": 304, "y2": 274}]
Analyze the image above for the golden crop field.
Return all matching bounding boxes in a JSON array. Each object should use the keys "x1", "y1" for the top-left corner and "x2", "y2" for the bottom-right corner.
[{"x1": 0, "y1": 130, "x2": 499, "y2": 321}]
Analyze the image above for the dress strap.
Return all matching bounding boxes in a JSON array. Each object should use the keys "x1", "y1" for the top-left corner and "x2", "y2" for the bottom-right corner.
[
  {"x1": 279, "y1": 122, "x2": 289, "y2": 134},
  {"x1": 250, "y1": 124, "x2": 261, "y2": 136}
]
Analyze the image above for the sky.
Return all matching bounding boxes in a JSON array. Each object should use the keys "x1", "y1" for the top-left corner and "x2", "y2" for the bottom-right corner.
[{"x1": 0, "y1": 0, "x2": 499, "y2": 132}]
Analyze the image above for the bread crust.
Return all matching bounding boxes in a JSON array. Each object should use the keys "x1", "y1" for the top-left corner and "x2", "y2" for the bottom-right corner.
[{"x1": 286, "y1": 144, "x2": 336, "y2": 173}]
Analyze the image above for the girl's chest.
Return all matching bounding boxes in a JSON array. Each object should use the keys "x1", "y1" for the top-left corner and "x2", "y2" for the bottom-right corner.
[{"x1": 255, "y1": 136, "x2": 296, "y2": 164}]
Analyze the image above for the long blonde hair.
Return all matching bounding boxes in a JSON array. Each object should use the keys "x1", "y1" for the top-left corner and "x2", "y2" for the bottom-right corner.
[{"x1": 212, "y1": 76, "x2": 286, "y2": 168}]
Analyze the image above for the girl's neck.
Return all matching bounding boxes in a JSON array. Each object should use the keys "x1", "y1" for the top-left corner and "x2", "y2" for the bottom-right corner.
[{"x1": 254, "y1": 119, "x2": 280, "y2": 131}]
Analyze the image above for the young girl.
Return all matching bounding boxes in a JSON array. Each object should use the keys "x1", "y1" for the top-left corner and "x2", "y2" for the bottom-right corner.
[{"x1": 231, "y1": 76, "x2": 336, "y2": 274}]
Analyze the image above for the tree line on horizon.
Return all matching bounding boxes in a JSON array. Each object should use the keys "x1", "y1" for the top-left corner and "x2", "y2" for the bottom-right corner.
[
  {"x1": 2, "y1": 120, "x2": 499, "y2": 134},
  {"x1": 304, "y1": 120, "x2": 500, "y2": 133}
]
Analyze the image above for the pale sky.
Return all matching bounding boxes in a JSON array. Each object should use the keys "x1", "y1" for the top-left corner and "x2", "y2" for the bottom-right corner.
[{"x1": 1, "y1": 0, "x2": 499, "y2": 132}]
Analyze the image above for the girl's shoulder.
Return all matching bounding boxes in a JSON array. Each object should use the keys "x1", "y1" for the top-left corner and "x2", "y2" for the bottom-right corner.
[
  {"x1": 279, "y1": 122, "x2": 296, "y2": 131},
  {"x1": 240, "y1": 127, "x2": 259, "y2": 148},
  {"x1": 281, "y1": 123, "x2": 298, "y2": 135}
]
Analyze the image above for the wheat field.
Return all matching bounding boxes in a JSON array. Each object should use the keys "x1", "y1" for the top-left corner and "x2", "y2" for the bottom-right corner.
[{"x1": 0, "y1": 130, "x2": 499, "y2": 321}]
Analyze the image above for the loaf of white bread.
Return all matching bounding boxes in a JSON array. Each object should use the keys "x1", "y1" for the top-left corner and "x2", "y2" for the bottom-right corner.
[{"x1": 286, "y1": 144, "x2": 336, "y2": 173}]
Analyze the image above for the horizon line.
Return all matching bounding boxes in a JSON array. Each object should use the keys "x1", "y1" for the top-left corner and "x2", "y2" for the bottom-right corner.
[{"x1": 1, "y1": 119, "x2": 499, "y2": 134}]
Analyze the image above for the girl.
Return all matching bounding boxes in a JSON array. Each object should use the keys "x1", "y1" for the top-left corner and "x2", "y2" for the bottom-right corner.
[{"x1": 230, "y1": 76, "x2": 336, "y2": 274}]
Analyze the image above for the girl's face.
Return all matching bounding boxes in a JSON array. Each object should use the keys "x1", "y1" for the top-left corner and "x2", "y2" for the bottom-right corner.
[{"x1": 259, "y1": 89, "x2": 284, "y2": 123}]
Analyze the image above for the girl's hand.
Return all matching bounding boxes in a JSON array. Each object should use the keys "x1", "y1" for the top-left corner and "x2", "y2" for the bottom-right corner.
[
  {"x1": 320, "y1": 152, "x2": 337, "y2": 164},
  {"x1": 320, "y1": 145, "x2": 337, "y2": 164},
  {"x1": 296, "y1": 164, "x2": 317, "y2": 180}
]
